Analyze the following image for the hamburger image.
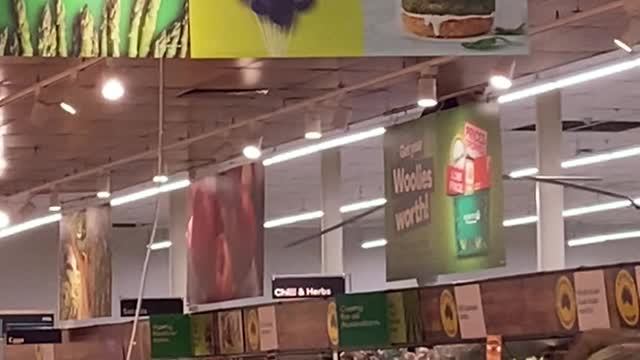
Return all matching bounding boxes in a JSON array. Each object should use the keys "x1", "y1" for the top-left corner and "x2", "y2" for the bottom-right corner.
[{"x1": 401, "y1": 0, "x2": 495, "y2": 39}]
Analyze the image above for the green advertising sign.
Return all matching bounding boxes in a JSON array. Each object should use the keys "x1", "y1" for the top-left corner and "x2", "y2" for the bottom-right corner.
[
  {"x1": 150, "y1": 314, "x2": 192, "y2": 359},
  {"x1": 337, "y1": 293, "x2": 389, "y2": 348},
  {"x1": 384, "y1": 104, "x2": 505, "y2": 281}
]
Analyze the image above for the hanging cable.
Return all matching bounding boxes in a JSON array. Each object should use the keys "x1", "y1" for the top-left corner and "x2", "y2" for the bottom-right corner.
[
  {"x1": 125, "y1": 197, "x2": 160, "y2": 360},
  {"x1": 126, "y1": 58, "x2": 167, "y2": 360}
]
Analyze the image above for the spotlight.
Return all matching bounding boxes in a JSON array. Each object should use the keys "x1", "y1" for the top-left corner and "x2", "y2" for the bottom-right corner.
[
  {"x1": 243, "y1": 145, "x2": 262, "y2": 160},
  {"x1": 59, "y1": 102, "x2": 77, "y2": 115},
  {"x1": 417, "y1": 76, "x2": 438, "y2": 108},
  {"x1": 243, "y1": 137, "x2": 263, "y2": 160},
  {"x1": 0, "y1": 211, "x2": 9, "y2": 228},
  {"x1": 304, "y1": 112, "x2": 322, "y2": 140},
  {"x1": 490, "y1": 58, "x2": 516, "y2": 90},
  {"x1": 101, "y1": 78, "x2": 125, "y2": 101},
  {"x1": 152, "y1": 175, "x2": 169, "y2": 184},
  {"x1": 615, "y1": 19, "x2": 640, "y2": 53},
  {"x1": 96, "y1": 174, "x2": 112, "y2": 199},
  {"x1": 48, "y1": 190, "x2": 61, "y2": 212}
]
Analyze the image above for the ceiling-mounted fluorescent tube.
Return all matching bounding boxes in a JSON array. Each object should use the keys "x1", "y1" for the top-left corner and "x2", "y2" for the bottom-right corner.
[
  {"x1": 0, "y1": 213, "x2": 62, "y2": 239},
  {"x1": 339, "y1": 198, "x2": 387, "y2": 213},
  {"x1": 110, "y1": 179, "x2": 191, "y2": 207},
  {"x1": 568, "y1": 229, "x2": 640, "y2": 247},
  {"x1": 263, "y1": 127, "x2": 386, "y2": 166},
  {"x1": 263, "y1": 211, "x2": 324, "y2": 229},
  {"x1": 361, "y1": 238, "x2": 388, "y2": 249},
  {"x1": 498, "y1": 56, "x2": 640, "y2": 104},
  {"x1": 149, "y1": 241, "x2": 172, "y2": 251},
  {"x1": 503, "y1": 198, "x2": 639, "y2": 227},
  {"x1": 508, "y1": 145, "x2": 640, "y2": 178}
]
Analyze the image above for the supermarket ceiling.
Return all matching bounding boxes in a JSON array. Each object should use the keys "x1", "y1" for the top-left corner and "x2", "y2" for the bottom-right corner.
[{"x1": 0, "y1": 0, "x2": 639, "y2": 236}]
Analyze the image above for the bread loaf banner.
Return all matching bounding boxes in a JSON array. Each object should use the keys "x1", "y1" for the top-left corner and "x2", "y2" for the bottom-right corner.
[{"x1": 384, "y1": 103, "x2": 505, "y2": 281}]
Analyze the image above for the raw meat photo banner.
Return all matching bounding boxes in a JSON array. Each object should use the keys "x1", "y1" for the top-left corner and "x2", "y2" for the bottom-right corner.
[
  {"x1": 187, "y1": 163, "x2": 265, "y2": 305},
  {"x1": 59, "y1": 206, "x2": 112, "y2": 321}
]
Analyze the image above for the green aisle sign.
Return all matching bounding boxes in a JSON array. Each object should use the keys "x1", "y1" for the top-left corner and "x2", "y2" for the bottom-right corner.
[
  {"x1": 337, "y1": 293, "x2": 389, "y2": 348},
  {"x1": 150, "y1": 314, "x2": 192, "y2": 359}
]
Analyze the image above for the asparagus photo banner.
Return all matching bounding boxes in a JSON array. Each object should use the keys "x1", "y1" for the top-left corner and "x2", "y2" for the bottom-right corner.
[
  {"x1": 384, "y1": 103, "x2": 505, "y2": 281},
  {"x1": 189, "y1": 0, "x2": 528, "y2": 58},
  {"x1": 0, "y1": 0, "x2": 189, "y2": 58}
]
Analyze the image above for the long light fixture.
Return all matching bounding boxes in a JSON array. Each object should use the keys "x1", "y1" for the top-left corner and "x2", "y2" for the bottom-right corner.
[
  {"x1": 503, "y1": 197, "x2": 639, "y2": 227},
  {"x1": 498, "y1": 56, "x2": 640, "y2": 104},
  {"x1": 339, "y1": 198, "x2": 387, "y2": 213},
  {"x1": 263, "y1": 211, "x2": 324, "y2": 229},
  {"x1": 361, "y1": 238, "x2": 388, "y2": 249},
  {"x1": 0, "y1": 213, "x2": 62, "y2": 239},
  {"x1": 110, "y1": 179, "x2": 191, "y2": 207},
  {"x1": 508, "y1": 145, "x2": 640, "y2": 178},
  {"x1": 263, "y1": 127, "x2": 386, "y2": 166},
  {"x1": 149, "y1": 241, "x2": 172, "y2": 251},
  {"x1": 568, "y1": 229, "x2": 640, "y2": 247}
]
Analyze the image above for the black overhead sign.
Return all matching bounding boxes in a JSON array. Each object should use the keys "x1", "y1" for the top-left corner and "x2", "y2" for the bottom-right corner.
[
  {"x1": 120, "y1": 298, "x2": 184, "y2": 317},
  {"x1": 6, "y1": 329, "x2": 62, "y2": 345},
  {"x1": 272, "y1": 276, "x2": 346, "y2": 299},
  {"x1": 0, "y1": 313, "x2": 54, "y2": 332}
]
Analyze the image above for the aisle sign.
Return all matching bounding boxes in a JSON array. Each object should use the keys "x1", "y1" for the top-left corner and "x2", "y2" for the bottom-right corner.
[
  {"x1": 574, "y1": 270, "x2": 611, "y2": 331},
  {"x1": 120, "y1": 298, "x2": 183, "y2": 317},
  {"x1": 258, "y1": 306, "x2": 279, "y2": 351},
  {"x1": 150, "y1": 314, "x2": 192, "y2": 358},
  {"x1": 454, "y1": 284, "x2": 487, "y2": 339},
  {"x1": 6, "y1": 329, "x2": 61, "y2": 345},
  {"x1": 337, "y1": 293, "x2": 389, "y2": 348},
  {"x1": 272, "y1": 275, "x2": 345, "y2": 299}
]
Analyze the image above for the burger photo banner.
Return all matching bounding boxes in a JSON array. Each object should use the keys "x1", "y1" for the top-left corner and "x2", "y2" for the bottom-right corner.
[
  {"x1": 187, "y1": 163, "x2": 265, "y2": 305},
  {"x1": 384, "y1": 103, "x2": 505, "y2": 282},
  {"x1": 189, "y1": 0, "x2": 528, "y2": 58}
]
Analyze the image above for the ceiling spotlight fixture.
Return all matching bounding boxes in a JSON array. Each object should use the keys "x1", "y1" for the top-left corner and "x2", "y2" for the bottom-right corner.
[
  {"x1": 152, "y1": 174, "x2": 169, "y2": 184},
  {"x1": 96, "y1": 173, "x2": 112, "y2": 199},
  {"x1": 243, "y1": 137, "x2": 263, "y2": 160},
  {"x1": 59, "y1": 102, "x2": 77, "y2": 115},
  {"x1": 417, "y1": 73, "x2": 438, "y2": 108},
  {"x1": 489, "y1": 58, "x2": 516, "y2": 90},
  {"x1": 48, "y1": 190, "x2": 61, "y2": 212},
  {"x1": 615, "y1": 0, "x2": 640, "y2": 53},
  {"x1": 304, "y1": 112, "x2": 323, "y2": 140},
  {"x1": 0, "y1": 211, "x2": 9, "y2": 228},
  {"x1": 101, "y1": 78, "x2": 125, "y2": 101}
]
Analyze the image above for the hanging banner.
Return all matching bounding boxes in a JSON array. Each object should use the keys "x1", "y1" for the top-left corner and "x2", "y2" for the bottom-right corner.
[
  {"x1": 59, "y1": 207, "x2": 111, "y2": 321},
  {"x1": 190, "y1": 0, "x2": 528, "y2": 58},
  {"x1": 0, "y1": 0, "x2": 189, "y2": 58},
  {"x1": 384, "y1": 103, "x2": 505, "y2": 281},
  {"x1": 187, "y1": 163, "x2": 265, "y2": 305}
]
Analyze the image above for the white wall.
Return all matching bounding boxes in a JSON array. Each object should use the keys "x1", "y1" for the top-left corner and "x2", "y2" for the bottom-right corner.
[{"x1": 0, "y1": 221, "x2": 639, "y2": 316}]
